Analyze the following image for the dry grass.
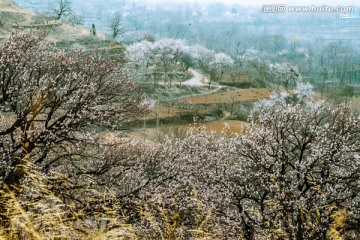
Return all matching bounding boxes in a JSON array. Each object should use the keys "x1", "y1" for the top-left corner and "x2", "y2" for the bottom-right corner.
[
  {"x1": 0, "y1": 130, "x2": 230, "y2": 239},
  {"x1": 0, "y1": 164, "x2": 231, "y2": 239},
  {"x1": 182, "y1": 88, "x2": 270, "y2": 105},
  {"x1": 0, "y1": 168, "x2": 136, "y2": 239},
  {"x1": 46, "y1": 23, "x2": 107, "y2": 42},
  {"x1": 136, "y1": 188, "x2": 230, "y2": 240},
  {"x1": 326, "y1": 206, "x2": 348, "y2": 240},
  {"x1": 0, "y1": 148, "x2": 352, "y2": 239}
]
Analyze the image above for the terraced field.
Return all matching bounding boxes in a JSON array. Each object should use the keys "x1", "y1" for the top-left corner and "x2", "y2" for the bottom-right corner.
[
  {"x1": 147, "y1": 88, "x2": 275, "y2": 119},
  {"x1": 182, "y1": 88, "x2": 270, "y2": 105}
]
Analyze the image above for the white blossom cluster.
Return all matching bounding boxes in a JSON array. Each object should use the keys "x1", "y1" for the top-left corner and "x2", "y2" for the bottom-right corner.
[
  {"x1": 125, "y1": 38, "x2": 189, "y2": 69},
  {"x1": 1, "y1": 31, "x2": 359, "y2": 239},
  {"x1": 125, "y1": 39, "x2": 234, "y2": 74},
  {"x1": 102, "y1": 99, "x2": 359, "y2": 238},
  {"x1": 268, "y1": 62, "x2": 301, "y2": 88}
]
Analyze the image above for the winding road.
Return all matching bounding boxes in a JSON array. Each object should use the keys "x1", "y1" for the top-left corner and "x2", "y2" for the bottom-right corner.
[{"x1": 182, "y1": 68, "x2": 206, "y2": 86}]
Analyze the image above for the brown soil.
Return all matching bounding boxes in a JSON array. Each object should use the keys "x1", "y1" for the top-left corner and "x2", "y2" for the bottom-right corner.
[
  {"x1": 148, "y1": 88, "x2": 283, "y2": 119},
  {"x1": 182, "y1": 88, "x2": 271, "y2": 105}
]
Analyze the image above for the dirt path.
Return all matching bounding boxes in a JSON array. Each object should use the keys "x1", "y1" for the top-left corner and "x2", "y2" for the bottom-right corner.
[
  {"x1": 182, "y1": 68, "x2": 205, "y2": 86},
  {"x1": 181, "y1": 69, "x2": 225, "y2": 95}
]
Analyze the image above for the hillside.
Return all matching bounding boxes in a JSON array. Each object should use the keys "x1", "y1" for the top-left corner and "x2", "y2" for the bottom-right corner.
[
  {"x1": 0, "y1": 0, "x2": 112, "y2": 46},
  {"x1": 0, "y1": 0, "x2": 31, "y2": 13},
  {"x1": 1, "y1": 1, "x2": 360, "y2": 239}
]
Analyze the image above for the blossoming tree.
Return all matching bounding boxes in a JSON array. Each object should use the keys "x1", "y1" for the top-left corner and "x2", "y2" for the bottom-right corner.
[{"x1": 0, "y1": 30, "x2": 147, "y2": 194}]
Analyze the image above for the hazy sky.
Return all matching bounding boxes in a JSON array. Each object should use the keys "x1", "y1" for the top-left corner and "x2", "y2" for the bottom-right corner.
[{"x1": 140, "y1": 0, "x2": 359, "y2": 7}]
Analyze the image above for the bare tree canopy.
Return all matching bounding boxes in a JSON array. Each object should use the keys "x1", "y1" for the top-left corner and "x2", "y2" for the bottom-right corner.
[
  {"x1": 108, "y1": 12, "x2": 125, "y2": 39},
  {"x1": 50, "y1": 0, "x2": 72, "y2": 20}
]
